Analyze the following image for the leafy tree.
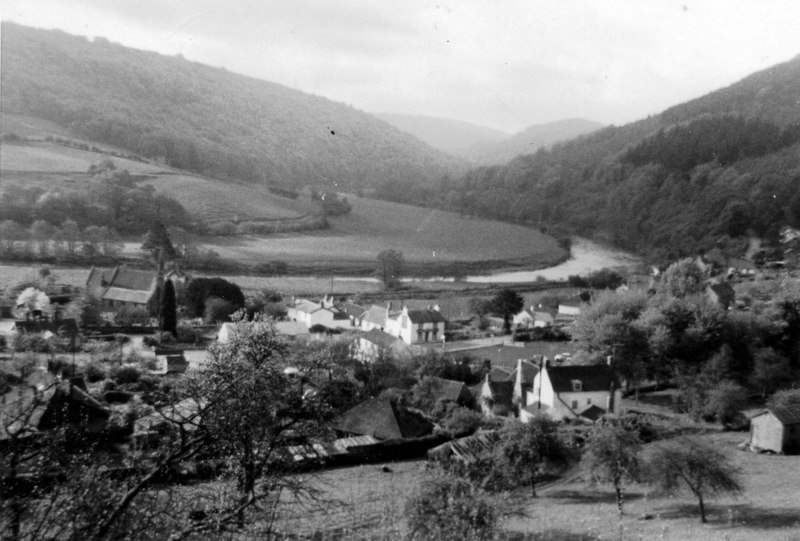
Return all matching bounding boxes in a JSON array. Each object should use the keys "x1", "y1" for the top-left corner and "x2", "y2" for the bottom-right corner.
[
  {"x1": 15, "y1": 287, "x2": 51, "y2": 317},
  {"x1": 405, "y1": 473, "x2": 500, "y2": 541},
  {"x1": 493, "y1": 417, "x2": 569, "y2": 496},
  {"x1": 468, "y1": 297, "x2": 492, "y2": 318},
  {"x1": 490, "y1": 288, "x2": 524, "y2": 334},
  {"x1": 583, "y1": 421, "x2": 642, "y2": 514},
  {"x1": 648, "y1": 437, "x2": 743, "y2": 523},
  {"x1": 203, "y1": 296, "x2": 239, "y2": 324},
  {"x1": 750, "y1": 347, "x2": 793, "y2": 398},
  {"x1": 61, "y1": 219, "x2": 81, "y2": 255},
  {"x1": 376, "y1": 249, "x2": 404, "y2": 290},
  {"x1": 0, "y1": 220, "x2": 25, "y2": 252},
  {"x1": 767, "y1": 388, "x2": 800, "y2": 410},
  {"x1": 183, "y1": 277, "x2": 245, "y2": 318},
  {"x1": 30, "y1": 219, "x2": 55, "y2": 256},
  {"x1": 657, "y1": 258, "x2": 706, "y2": 298},
  {"x1": 115, "y1": 305, "x2": 149, "y2": 327},
  {"x1": 441, "y1": 407, "x2": 484, "y2": 437},
  {"x1": 702, "y1": 380, "x2": 747, "y2": 426},
  {"x1": 196, "y1": 313, "x2": 329, "y2": 527},
  {"x1": 161, "y1": 279, "x2": 178, "y2": 336},
  {"x1": 141, "y1": 221, "x2": 177, "y2": 262}
]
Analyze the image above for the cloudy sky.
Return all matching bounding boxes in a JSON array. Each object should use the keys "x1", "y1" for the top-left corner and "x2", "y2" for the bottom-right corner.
[{"x1": 4, "y1": 0, "x2": 800, "y2": 133}]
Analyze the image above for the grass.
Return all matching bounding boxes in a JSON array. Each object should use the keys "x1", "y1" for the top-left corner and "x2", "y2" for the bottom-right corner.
[
  {"x1": 266, "y1": 432, "x2": 800, "y2": 540},
  {"x1": 1, "y1": 137, "x2": 567, "y2": 274}
]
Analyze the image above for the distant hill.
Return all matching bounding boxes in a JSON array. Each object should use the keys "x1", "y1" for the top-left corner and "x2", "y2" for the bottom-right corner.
[
  {"x1": 412, "y1": 54, "x2": 800, "y2": 262},
  {"x1": 466, "y1": 118, "x2": 605, "y2": 164},
  {"x1": 373, "y1": 113, "x2": 509, "y2": 156},
  {"x1": 0, "y1": 23, "x2": 464, "y2": 199}
]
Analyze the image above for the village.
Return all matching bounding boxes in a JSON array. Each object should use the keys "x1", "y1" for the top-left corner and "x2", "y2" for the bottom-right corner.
[{"x1": 4, "y1": 224, "x2": 800, "y2": 540}]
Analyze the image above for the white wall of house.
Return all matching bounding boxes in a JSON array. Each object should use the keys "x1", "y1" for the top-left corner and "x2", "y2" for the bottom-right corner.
[
  {"x1": 524, "y1": 368, "x2": 621, "y2": 422},
  {"x1": 287, "y1": 305, "x2": 335, "y2": 328},
  {"x1": 386, "y1": 308, "x2": 443, "y2": 345}
]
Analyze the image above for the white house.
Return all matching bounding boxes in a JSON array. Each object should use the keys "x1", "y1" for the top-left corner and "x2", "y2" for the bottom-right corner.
[
  {"x1": 385, "y1": 306, "x2": 447, "y2": 345},
  {"x1": 286, "y1": 298, "x2": 336, "y2": 328},
  {"x1": 512, "y1": 308, "x2": 535, "y2": 328},
  {"x1": 360, "y1": 304, "x2": 391, "y2": 332},
  {"x1": 520, "y1": 360, "x2": 622, "y2": 422}
]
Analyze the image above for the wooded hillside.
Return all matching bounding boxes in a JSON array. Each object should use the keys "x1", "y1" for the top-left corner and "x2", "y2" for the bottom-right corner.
[
  {"x1": 0, "y1": 23, "x2": 463, "y2": 195},
  {"x1": 424, "y1": 54, "x2": 800, "y2": 262}
]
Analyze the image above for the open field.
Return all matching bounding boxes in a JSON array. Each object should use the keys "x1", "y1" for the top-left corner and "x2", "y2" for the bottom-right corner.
[
  {"x1": 269, "y1": 432, "x2": 800, "y2": 540},
  {"x1": 199, "y1": 196, "x2": 565, "y2": 270},
  {"x1": 0, "y1": 140, "x2": 166, "y2": 174},
  {"x1": 141, "y1": 174, "x2": 313, "y2": 222}
]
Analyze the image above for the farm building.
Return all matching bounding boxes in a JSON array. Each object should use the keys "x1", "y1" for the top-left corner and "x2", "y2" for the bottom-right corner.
[
  {"x1": 85, "y1": 266, "x2": 158, "y2": 312},
  {"x1": 749, "y1": 406, "x2": 800, "y2": 454},
  {"x1": 286, "y1": 297, "x2": 336, "y2": 328},
  {"x1": 385, "y1": 305, "x2": 447, "y2": 345},
  {"x1": 334, "y1": 397, "x2": 433, "y2": 440}
]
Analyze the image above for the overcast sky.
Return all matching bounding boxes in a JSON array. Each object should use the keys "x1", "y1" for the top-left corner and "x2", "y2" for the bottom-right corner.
[{"x1": 4, "y1": 0, "x2": 800, "y2": 133}]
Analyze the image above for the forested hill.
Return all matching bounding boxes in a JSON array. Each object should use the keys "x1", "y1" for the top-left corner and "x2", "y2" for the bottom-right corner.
[
  {"x1": 421, "y1": 54, "x2": 800, "y2": 262},
  {"x1": 0, "y1": 23, "x2": 463, "y2": 193}
]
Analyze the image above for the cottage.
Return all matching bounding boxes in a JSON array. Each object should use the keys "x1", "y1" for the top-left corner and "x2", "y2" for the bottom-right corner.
[
  {"x1": 286, "y1": 298, "x2": 336, "y2": 328},
  {"x1": 512, "y1": 308, "x2": 536, "y2": 329},
  {"x1": 385, "y1": 305, "x2": 447, "y2": 345},
  {"x1": 360, "y1": 304, "x2": 392, "y2": 332},
  {"x1": 334, "y1": 397, "x2": 433, "y2": 440},
  {"x1": 85, "y1": 267, "x2": 158, "y2": 312},
  {"x1": 422, "y1": 376, "x2": 475, "y2": 409},
  {"x1": 356, "y1": 329, "x2": 415, "y2": 362},
  {"x1": 521, "y1": 360, "x2": 621, "y2": 422},
  {"x1": 749, "y1": 406, "x2": 800, "y2": 454}
]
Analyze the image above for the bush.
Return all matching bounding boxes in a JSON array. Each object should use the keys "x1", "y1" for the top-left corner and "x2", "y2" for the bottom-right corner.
[
  {"x1": 405, "y1": 473, "x2": 500, "y2": 541},
  {"x1": 204, "y1": 296, "x2": 238, "y2": 324},
  {"x1": 703, "y1": 381, "x2": 747, "y2": 427},
  {"x1": 441, "y1": 407, "x2": 483, "y2": 437},
  {"x1": 111, "y1": 365, "x2": 141, "y2": 385},
  {"x1": 84, "y1": 362, "x2": 107, "y2": 383}
]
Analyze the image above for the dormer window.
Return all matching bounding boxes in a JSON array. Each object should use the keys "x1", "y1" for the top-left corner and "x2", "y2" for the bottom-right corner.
[{"x1": 571, "y1": 379, "x2": 582, "y2": 392}]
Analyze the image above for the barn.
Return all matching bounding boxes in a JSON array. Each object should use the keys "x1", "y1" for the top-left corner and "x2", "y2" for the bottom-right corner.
[{"x1": 749, "y1": 406, "x2": 800, "y2": 454}]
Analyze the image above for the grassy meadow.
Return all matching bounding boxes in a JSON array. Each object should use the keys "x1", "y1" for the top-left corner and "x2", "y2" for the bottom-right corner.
[{"x1": 269, "y1": 432, "x2": 800, "y2": 541}]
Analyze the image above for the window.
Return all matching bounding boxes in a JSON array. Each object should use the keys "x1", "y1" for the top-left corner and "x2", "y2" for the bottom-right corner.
[
  {"x1": 587, "y1": 398, "x2": 592, "y2": 405},
  {"x1": 571, "y1": 379, "x2": 582, "y2": 392},
  {"x1": 571, "y1": 400, "x2": 578, "y2": 410}
]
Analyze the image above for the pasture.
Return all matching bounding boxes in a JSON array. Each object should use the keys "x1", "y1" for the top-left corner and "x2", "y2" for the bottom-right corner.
[
  {"x1": 272, "y1": 432, "x2": 800, "y2": 540},
  {"x1": 198, "y1": 196, "x2": 565, "y2": 271}
]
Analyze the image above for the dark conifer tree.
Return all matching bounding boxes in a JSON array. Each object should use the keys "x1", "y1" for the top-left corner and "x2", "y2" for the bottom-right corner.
[
  {"x1": 161, "y1": 279, "x2": 177, "y2": 336},
  {"x1": 141, "y1": 221, "x2": 177, "y2": 262}
]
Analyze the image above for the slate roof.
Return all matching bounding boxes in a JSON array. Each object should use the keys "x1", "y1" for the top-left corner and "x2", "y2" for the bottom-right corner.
[
  {"x1": 578, "y1": 404, "x2": 607, "y2": 421},
  {"x1": 428, "y1": 430, "x2": 499, "y2": 463},
  {"x1": 426, "y1": 377, "x2": 470, "y2": 403},
  {"x1": 546, "y1": 364, "x2": 618, "y2": 393},
  {"x1": 405, "y1": 309, "x2": 447, "y2": 324},
  {"x1": 86, "y1": 267, "x2": 157, "y2": 305},
  {"x1": 361, "y1": 328, "x2": 403, "y2": 349},
  {"x1": 485, "y1": 379, "x2": 514, "y2": 415},
  {"x1": 334, "y1": 397, "x2": 433, "y2": 440},
  {"x1": 509, "y1": 360, "x2": 539, "y2": 386},
  {"x1": 335, "y1": 302, "x2": 367, "y2": 319},
  {"x1": 362, "y1": 305, "x2": 389, "y2": 327},
  {"x1": 764, "y1": 406, "x2": 800, "y2": 425}
]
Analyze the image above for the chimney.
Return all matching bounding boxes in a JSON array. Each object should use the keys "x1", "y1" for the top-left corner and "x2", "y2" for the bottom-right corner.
[
  {"x1": 482, "y1": 359, "x2": 491, "y2": 374},
  {"x1": 387, "y1": 301, "x2": 392, "y2": 311},
  {"x1": 513, "y1": 358, "x2": 525, "y2": 408}
]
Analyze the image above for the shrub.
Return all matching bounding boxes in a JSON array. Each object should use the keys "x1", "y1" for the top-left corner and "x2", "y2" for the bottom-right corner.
[
  {"x1": 85, "y1": 361, "x2": 107, "y2": 383},
  {"x1": 703, "y1": 380, "x2": 747, "y2": 427},
  {"x1": 111, "y1": 365, "x2": 141, "y2": 385},
  {"x1": 204, "y1": 297, "x2": 238, "y2": 324},
  {"x1": 441, "y1": 407, "x2": 483, "y2": 437},
  {"x1": 405, "y1": 473, "x2": 500, "y2": 541}
]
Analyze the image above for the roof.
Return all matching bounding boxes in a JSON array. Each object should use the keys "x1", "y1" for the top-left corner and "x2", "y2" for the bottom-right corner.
[
  {"x1": 334, "y1": 397, "x2": 433, "y2": 440},
  {"x1": 335, "y1": 302, "x2": 367, "y2": 319},
  {"x1": 274, "y1": 320, "x2": 310, "y2": 336},
  {"x1": 488, "y1": 366, "x2": 513, "y2": 381},
  {"x1": 485, "y1": 379, "x2": 514, "y2": 411},
  {"x1": 578, "y1": 404, "x2": 607, "y2": 421},
  {"x1": 361, "y1": 328, "x2": 403, "y2": 349},
  {"x1": 753, "y1": 406, "x2": 800, "y2": 425},
  {"x1": 290, "y1": 299, "x2": 325, "y2": 314},
  {"x1": 510, "y1": 360, "x2": 539, "y2": 385},
  {"x1": 546, "y1": 364, "x2": 618, "y2": 393},
  {"x1": 405, "y1": 309, "x2": 447, "y2": 324},
  {"x1": 102, "y1": 287, "x2": 152, "y2": 304},
  {"x1": 362, "y1": 305, "x2": 389, "y2": 327},
  {"x1": 425, "y1": 377, "x2": 470, "y2": 403},
  {"x1": 428, "y1": 430, "x2": 499, "y2": 463}
]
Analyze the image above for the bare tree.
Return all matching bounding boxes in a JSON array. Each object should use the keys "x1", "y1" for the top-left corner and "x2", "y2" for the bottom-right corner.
[{"x1": 583, "y1": 420, "x2": 642, "y2": 514}]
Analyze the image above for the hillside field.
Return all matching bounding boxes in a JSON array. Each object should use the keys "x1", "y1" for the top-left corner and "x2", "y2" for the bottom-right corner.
[{"x1": 0, "y1": 135, "x2": 567, "y2": 275}]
